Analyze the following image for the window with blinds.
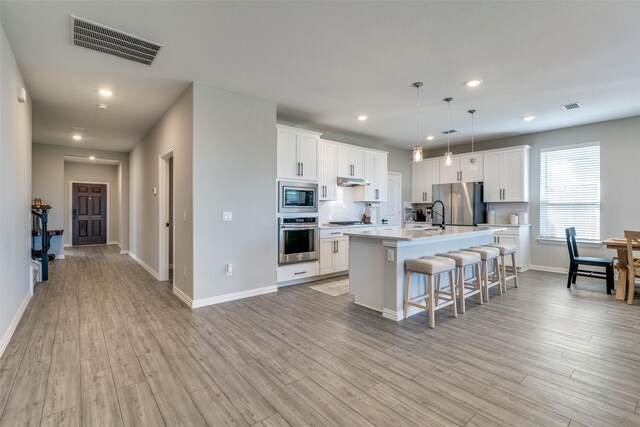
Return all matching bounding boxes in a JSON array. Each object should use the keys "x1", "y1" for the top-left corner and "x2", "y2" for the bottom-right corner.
[{"x1": 540, "y1": 143, "x2": 600, "y2": 242}]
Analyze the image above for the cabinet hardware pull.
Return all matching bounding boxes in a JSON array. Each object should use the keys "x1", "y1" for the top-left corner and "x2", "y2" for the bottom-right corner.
[
  {"x1": 301, "y1": 162, "x2": 304, "y2": 176},
  {"x1": 296, "y1": 162, "x2": 300, "y2": 176},
  {"x1": 294, "y1": 271, "x2": 306, "y2": 275},
  {"x1": 460, "y1": 171, "x2": 462, "y2": 181},
  {"x1": 330, "y1": 232, "x2": 341, "y2": 235}
]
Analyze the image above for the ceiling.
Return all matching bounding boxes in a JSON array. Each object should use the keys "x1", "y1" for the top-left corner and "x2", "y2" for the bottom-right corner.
[{"x1": 2, "y1": 1, "x2": 640, "y2": 152}]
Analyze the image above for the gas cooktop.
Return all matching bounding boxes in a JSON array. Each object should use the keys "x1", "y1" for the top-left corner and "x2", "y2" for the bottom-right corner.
[{"x1": 328, "y1": 221, "x2": 372, "y2": 226}]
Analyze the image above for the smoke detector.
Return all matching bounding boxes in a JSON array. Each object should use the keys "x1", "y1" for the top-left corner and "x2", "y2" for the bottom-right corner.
[{"x1": 71, "y1": 16, "x2": 162, "y2": 65}]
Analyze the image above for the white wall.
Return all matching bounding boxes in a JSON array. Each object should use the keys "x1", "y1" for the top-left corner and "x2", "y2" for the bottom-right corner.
[
  {"x1": 0, "y1": 21, "x2": 32, "y2": 354},
  {"x1": 63, "y1": 162, "x2": 120, "y2": 244},
  {"x1": 129, "y1": 85, "x2": 193, "y2": 296},
  {"x1": 425, "y1": 115, "x2": 640, "y2": 270},
  {"x1": 192, "y1": 83, "x2": 277, "y2": 301},
  {"x1": 31, "y1": 143, "x2": 129, "y2": 251}
]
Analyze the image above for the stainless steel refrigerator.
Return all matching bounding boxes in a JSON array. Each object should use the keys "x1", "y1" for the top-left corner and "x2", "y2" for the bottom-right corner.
[{"x1": 431, "y1": 182, "x2": 485, "y2": 226}]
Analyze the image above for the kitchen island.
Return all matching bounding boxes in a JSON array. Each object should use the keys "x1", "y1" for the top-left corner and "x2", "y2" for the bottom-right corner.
[{"x1": 344, "y1": 226, "x2": 501, "y2": 321}]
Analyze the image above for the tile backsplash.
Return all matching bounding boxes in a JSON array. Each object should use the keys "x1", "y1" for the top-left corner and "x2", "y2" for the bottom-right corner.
[
  {"x1": 318, "y1": 186, "x2": 375, "y2": 223},
  {"x1": 486, "y1": 202, "x2": 529, "y2": 224}
]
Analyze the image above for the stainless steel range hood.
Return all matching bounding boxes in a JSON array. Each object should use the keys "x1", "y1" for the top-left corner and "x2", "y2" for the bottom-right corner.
[{"x1": 337, "y1": 177, "x2": 370, "y2": 187}]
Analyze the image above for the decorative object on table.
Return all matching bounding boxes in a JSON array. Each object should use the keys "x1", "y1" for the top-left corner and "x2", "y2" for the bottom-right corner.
[
  {"x1": 411, "y1": 82, "x2": 425, "y2": 162},
  {"x1": 443, "y1": 97, "x2": 454, "y2": 166},
  {"x1": 467, "y1": 109, "x2": 479, "y2": 170},
  {"x1": 518, "y1": 212, "x2": 529, "y2": 225},
  {"x1": 624, "y1": 230, "x2": 640, "y2": 304},
  {"x1": 565, "y1": 227, "x2": 614, "y2": 294},
  {"x1": 310, "y1": 279, "x2": 349, "y2": 296},
  {"x1": 509, "y1": 214, "x2": 519, "y2": 225}
]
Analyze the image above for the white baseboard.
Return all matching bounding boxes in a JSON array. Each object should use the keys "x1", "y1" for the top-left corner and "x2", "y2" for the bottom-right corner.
[
  {"x1": 529, "y1": 264, "x2": 567, "y2": 274},
  {"x1": 63, "y1": 243, "x2": 71, "y2": 248},
  {"x1": 173, "y1": 286, "x2": 193, "y2": 307},
  {"x1": 108, "y1": 241, "x2": 120, "y2": 245},
  {"x1": 120, "y1": 249, "x2": 129, "y2": 255},
  {"x1": 0, "y1": 292, "x2": 32, "y2": 358},
  {"x1": 56, "y1": 254, "x2": 65, "y2": 259},
  {"x1": 189, "y1": 285, "x2": 278, "y2": 309},
  {"x1": 382, "y1": 306, "x2": 424, "y2": 322},
  {"x1": 128, "y1": 251, "x2": 160, "y2": 280}
]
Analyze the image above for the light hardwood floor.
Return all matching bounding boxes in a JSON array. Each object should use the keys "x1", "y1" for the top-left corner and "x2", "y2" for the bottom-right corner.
[{"x1": 1, "y1": 245, "x2": 640, "y2": 426}]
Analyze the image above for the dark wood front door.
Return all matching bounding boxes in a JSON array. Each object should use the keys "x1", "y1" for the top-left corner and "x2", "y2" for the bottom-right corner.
[{"x1": 72, "y1": 183, "x2": 107, "y2": 245}]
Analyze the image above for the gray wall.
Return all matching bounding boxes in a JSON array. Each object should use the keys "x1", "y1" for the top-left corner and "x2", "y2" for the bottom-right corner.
[
  {"x1": 192, "y1": 83, "x2": 277, "y2": 301},
  {"x1": 31, "y1": 143, "x2": 129, "y2": 251},
  {"x1": 0, "y1": 22, "x2": 32, "y2": 352},
  {"x1": 63, "y1": 162, "x2": 120, "y2": 244},
  {"x1": 426, "y1": 115, "x2": 640, "y2": 270},
  {"x1": 129, "y1": 85, "x2": 193, "y2": 297}
]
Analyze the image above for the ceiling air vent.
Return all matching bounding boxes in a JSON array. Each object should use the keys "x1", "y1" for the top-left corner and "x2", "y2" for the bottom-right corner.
[
  {"x1": 442, "y1": 129, "x2": 458, "y2": 135},
  {"x1": 70, "y1": 16, "x2": 162, "y2": 65},
  {"x1": 561, "y1": 102, "x2": 581, "y2": 110}
]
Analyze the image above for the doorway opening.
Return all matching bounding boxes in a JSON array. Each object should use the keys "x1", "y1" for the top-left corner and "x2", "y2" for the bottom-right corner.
[
  {"x1": 72, "y1": 182, "x2": 108, "y2": 245},
  {"x1": 158, "y1": 147, "x2": 175, "y2": 285}
]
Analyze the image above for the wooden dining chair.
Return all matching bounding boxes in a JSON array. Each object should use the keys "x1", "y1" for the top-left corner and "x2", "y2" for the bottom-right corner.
[
  {"x1": 565, "y1": 227, "x2": 614, "y2": 294},
  {"x1": 624, "y1": 230, "x2": 640, "y2": 304}
]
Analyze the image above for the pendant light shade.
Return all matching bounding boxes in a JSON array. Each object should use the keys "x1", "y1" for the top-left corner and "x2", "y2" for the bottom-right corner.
[
  {"x1": 411, "y1": 82, "x2": 424, "y2": 162},
  {"x1": 468, "y1": 109, "x2": 479, "y2": 171},
  {"x1": 443, "y1": 97, "x2": 453, "y2": 166}
]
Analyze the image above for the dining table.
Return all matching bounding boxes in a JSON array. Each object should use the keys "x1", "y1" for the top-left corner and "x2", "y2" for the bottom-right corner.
[{"x1": 602, "y1": 237, "x2": 639, "y2": 304}]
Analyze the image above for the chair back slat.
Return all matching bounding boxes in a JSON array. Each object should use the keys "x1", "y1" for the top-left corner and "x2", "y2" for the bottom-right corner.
[{"x1": 565, "y1": 227, "x2": 579, "y2": 261}]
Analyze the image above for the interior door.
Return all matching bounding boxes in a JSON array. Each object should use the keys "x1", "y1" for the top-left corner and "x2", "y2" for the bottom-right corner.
[
  {"x1": 72, "y1": 183, "x2": 107, "y2": 245},
  {"x1": 382, "y1": 172, "x2": 402, "y2": 225}
]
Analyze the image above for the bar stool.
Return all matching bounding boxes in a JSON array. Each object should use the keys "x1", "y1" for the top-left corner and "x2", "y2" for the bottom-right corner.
[
  {"x1": 466, "y1": 246, "x2": 502, "y2": 302},
  {"x1": 488, "y1": 243, "x2": 518, "y2": 292},
  {"x1": 404, "y1": 256, "x2": 457, "y2": 328},
  {"x1": 437, "y1": 250, "x2": 483, "y2": 314}
]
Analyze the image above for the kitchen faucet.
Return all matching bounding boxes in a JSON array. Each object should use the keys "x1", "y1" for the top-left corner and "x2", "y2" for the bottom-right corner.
[{"x1": 431, "y1": 200, "x2": 446, "y2": 230}]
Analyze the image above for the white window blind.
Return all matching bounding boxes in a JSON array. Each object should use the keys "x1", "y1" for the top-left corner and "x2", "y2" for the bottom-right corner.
[{"x1": 540, "y1": 143, "x2": 600, "y2": 242}]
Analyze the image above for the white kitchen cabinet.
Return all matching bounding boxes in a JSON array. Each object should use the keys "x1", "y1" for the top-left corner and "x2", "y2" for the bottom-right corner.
[
  {"x1": 376, "y1": 225, "x2": 400, "y2": 231},
  {"x1": 486, "y1": 225, "x2": 531, "y2": 271},
  {"x1": 319, "y1": 140, "x2": 337, "y2": 200},
  {"x1": 320, "y1": 232, "x2": 349, "y2": 275},
  {"x1": 337, "y1": 145, "x2": 365, "y2": 179},
  {"x1": 411, "y1": 158, "x2": 439, "y2": 203},
  {"x1": 483, "y1": 146, "x2": 530, "y2": 202},
  {"x1": 354, "y1": 151, "x2": 387, "y2": 202},
  {"x1": 276, "y1": 261, "x2": 320, "y2": 283},
  {"x1": 439, "y1": 154, "x2": 483, "y2": 183},
  {"x1": 276, "y1": 124, "x2": 321, "y2": 181}
]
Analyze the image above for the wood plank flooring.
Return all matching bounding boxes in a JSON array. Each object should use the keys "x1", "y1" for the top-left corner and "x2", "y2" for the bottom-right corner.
[{"x1": 1, "y1": 245, "x2": 640, "y2": 426}]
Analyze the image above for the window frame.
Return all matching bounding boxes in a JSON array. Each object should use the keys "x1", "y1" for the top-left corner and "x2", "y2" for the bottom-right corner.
[{"x1": 539, "y1": 141, "x2": 601, "y2": 244}]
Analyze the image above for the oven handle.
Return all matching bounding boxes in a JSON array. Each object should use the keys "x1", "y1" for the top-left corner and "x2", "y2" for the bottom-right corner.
[{"x1": 280, "y1": 225, "x2": 319, "y2": 230}]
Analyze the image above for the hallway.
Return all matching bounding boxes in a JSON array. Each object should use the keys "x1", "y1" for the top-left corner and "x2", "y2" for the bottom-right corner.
[{"x1": 2, "y1": 247, "x2": 640, "y2": 426}]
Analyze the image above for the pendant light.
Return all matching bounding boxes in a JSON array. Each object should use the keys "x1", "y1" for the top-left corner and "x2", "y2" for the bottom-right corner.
[
  {"x1": 443, "y1": 97, "x2": 453, "y2": 166},
  {"x1": 468, "y1": 109, "x2": 478, "y2": 171},
  {"x1": 411, "y1": 82, "x2": 424, "y2": 162}
]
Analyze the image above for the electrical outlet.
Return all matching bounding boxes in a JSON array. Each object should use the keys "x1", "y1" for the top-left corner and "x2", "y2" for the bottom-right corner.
[
  {"x1": 225, "y1": 264, "x2": 233, "y2": 276},
  {"x1": 183, "y1": 266, "x2": 187, "y2": 277},
  {"x1": 387, "y1": 249, "x2": 394, "y2": 262},
  {"x1": 183, "y1": 211, "x2": 187, "y2": 222},
  {"x1": 223, "y1": 211, "x2": 232, "y2": 222}
]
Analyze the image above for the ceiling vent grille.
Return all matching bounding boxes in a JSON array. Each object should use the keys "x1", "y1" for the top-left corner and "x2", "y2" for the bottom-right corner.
[
  {"x1": 442, "y1": 129, "x2": 458, "y2": 135},
  {"x1": 71, "y1": 16, "x2": 162, "y2": 65},
  {"x1": 561, "y1": 102, "x2": 581, "y2": 110}
]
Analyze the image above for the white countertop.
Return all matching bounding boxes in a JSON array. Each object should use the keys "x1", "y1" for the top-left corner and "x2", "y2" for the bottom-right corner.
[
  {"x1": 319, "y1": 223, "x2": 398, "y2": 229},
  {"x1": 345, "y1": 225, "x2": 505, "y2": 241},
  {"x1": 478, "y1": 223, "x2": 532, "y2": 227}
]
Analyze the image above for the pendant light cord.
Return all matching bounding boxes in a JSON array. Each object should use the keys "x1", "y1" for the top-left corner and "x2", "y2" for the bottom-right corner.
[{"x1": 416, "y1": 85, "x2": 420, "y2": 147}]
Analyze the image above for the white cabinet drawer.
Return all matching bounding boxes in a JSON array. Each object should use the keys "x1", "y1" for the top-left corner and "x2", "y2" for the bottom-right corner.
[
  {"x1": 320, "y1": 228, "x2": 348, "y2": 238},
  {"x1": 277, "y1": 261, "x2": 320, "y2": 283},
  {"x1": 376, "y1": 225, "x2": 400, "y2": 231}
]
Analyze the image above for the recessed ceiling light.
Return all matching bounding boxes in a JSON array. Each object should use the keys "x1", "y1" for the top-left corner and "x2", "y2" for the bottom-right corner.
[
  {"x1": 98, "y1": 89, "x2": 112, "y2": 97},
  {"x1": 72, "y1": 134, "x2": 83, "y2": 141},
  {"x1": 98, "y1": 103, "x2": 109, "y2": 110},
  {"x1": 465, "y1": 79, "x2": 483, "y2": 88},
  {"x1": 426, "y1": 136, "x2": 435, "y2": 141},
  {"x1": 357, "y1": 115, "x2": 367, "y2": 121},
  {"x1": 89, "y1": 156, "x2": 96, "y2": 160},
  {"x1": 522, "y1": 115, "x2": 536, "y2": 122}
]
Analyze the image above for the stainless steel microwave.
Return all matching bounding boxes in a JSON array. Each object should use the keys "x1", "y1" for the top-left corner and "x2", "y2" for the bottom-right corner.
[{"x1": 278, "y1": 181, "x2": 318, "y2": 214}]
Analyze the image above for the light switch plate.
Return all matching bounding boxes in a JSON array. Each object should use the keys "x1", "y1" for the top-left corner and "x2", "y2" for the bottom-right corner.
[
  {"x1": 387, "y1": 249, "x2": 395, "y2": 262},
  {"x1": 223, "y1": 211, "x2": 233, "y2": 222}
]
